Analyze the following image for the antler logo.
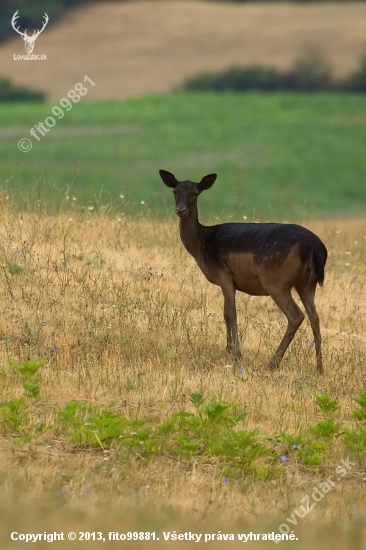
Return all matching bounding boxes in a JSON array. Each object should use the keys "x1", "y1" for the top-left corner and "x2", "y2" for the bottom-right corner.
[{"x1": 11, "y1": 10, "x2": 49, "y2": 54}]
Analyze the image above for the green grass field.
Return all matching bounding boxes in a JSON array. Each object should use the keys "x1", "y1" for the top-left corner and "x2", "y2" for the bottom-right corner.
[{"x1": 1, "y1": 93, "x2": 366, "y2": 219}]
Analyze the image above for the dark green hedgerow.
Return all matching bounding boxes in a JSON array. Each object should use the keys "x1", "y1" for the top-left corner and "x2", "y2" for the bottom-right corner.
[{"x1": 182, "y1": 54, "x2": 366, "y2": 93}]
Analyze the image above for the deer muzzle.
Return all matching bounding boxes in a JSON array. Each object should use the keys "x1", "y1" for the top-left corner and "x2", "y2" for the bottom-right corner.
[{"x1": 175, "y1": 205, "x2": 188, "y2": 217}]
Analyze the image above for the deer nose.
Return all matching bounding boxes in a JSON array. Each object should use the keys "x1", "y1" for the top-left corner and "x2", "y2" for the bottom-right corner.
[{"x1": 176, "y1": 205, "x2": 188, "y2": 217}]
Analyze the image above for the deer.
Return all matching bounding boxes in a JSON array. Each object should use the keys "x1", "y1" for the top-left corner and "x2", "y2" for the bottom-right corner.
[
  {"x1": 11, "y1": 11, "x2": 49, "y2": 54},
  {"x1": 159, "y1": 169, "x2": 327, "y2": 374}
]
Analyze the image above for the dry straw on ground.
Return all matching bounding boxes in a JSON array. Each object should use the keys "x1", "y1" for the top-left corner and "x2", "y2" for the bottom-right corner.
[{"x1": 0, "y1": 209, "x2": 364, "y2": 545}]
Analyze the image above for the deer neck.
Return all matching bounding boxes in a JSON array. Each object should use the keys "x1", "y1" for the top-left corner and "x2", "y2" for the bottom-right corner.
[{"x1": 179, "y1": 206, "x2": 205, "y2": 260}]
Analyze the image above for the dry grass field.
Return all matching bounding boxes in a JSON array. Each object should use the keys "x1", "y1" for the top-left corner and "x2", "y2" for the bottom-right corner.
[
  {"x1": 1, "y1": 1, "x2": 366, "y2": 101},
  {"x1": 0, "y1": 207, "x2": 365, "y2": 547}
]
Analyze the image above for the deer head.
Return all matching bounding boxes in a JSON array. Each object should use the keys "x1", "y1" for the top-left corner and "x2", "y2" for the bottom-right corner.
[
  {"x1": 159, "y1": 170, "x2": 217, "y2": 217},
  {"x1": 11, "y1": 11, "x2": 49, "y2": 54}
]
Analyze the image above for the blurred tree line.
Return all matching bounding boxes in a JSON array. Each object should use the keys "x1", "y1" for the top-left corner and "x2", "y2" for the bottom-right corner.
[{"x1": 182, "y1": 53, "x2": 366, "y2": 93}]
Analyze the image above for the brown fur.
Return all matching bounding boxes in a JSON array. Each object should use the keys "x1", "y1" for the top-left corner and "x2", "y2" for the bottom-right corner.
[{"x1": 160, "y1": 169, "x2": 327, "y2": 373}]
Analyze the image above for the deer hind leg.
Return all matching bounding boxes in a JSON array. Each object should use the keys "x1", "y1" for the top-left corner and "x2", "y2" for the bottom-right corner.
[
  {"x1": 266, "y1": 288, "x2": 305, "y2": 370},
  {"x1": 221, "y1": 281, "x2": 241, "y2": 358},
  {"x1": 296, "y1": 282, "x2": 323, "y2": 374}
]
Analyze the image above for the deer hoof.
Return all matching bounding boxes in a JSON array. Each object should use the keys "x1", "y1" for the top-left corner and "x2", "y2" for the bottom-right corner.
[{"x1": 226, "y1": 346, "x2": 242, "y2": 360}]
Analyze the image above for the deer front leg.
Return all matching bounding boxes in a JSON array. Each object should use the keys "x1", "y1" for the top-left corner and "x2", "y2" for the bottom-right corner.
[{"x1": 222, "y1": 283, "x2": 241, "y2": 359}]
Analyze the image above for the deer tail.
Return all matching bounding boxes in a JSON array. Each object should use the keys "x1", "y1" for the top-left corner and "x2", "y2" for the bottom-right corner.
[{"x1": 312, "y1": 244, "x2": 327, "y2": 286}]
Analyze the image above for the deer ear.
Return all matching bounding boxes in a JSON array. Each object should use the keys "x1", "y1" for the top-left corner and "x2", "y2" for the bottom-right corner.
[
  {"x1": 159, "y1": 169, "x2": 178, "y2": 188},
  {"x1": 198, "y1": 173, "x2": 217, "y2": 192}
]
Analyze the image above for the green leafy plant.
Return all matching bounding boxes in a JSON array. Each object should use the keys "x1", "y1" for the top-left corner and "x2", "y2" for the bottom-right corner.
[
  {"x1": 279, "y1": 432, "x2": 304, "y2": 448},
  {"x1": 314, "y1": 394, "x2": 340, "y2": 415},
  {"x1": 11, "y1": 358, "x2": 45, "y2": 399},
  {"x1": 343, "y1": 390, "x2": 366, "y2": 458},
  {"x1": 298, "y1": 440, "x2": 328, "y2": 468},
  {"x1": 344, "y1": 427, "x2": 366, "y2": 453},
  {"x1": 352, "y1": 389, "x2": 366, "y2": 422},
  {"x1": 308, "y1": 418, "x2": 341, "y2": 440},
  {"x1": 159, "y1": 392, "x2": 270, "y2": 473},
  {"x1": 57, "y1": 401, "x2": 150, "y2": 450},
  {"x1": 277, "y1": 431, "x2": 327, "y2": 469},
  {"x1": 79, "y1": 390, "x2": 264, "y2": 475},
  {"x1": 0, "y1": 397, "x2": 27, "y2": 434}
]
